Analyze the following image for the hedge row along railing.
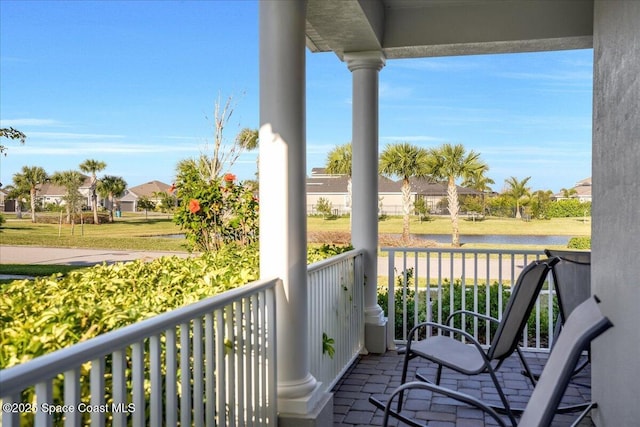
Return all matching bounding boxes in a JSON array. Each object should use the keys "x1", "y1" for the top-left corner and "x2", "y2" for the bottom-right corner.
[
  {"x1": 0, "y1": 278, "x2": 278, "y2": 427},
  {"x1": 1, "y1": 243, "x2": 356, "y2": 370}
]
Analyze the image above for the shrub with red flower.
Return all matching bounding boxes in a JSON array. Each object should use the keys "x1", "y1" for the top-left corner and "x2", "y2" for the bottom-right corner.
[
  {"x1": 173, "y1": 164, "x2": 258, "y2": 252},
  {"x1": 188, "y1": 199, "x2": 201, "y2": 214}
]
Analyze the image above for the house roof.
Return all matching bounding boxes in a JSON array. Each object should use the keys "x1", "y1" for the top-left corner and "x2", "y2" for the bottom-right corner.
[
  {"x1": 576, "y1": 177, "x2": 591, "y2": 187},
  {"x1": 554, "y1": 177, "x2": 592, "y2": 199},
  {"x1": 39, "y1": 175, "x2": 92, "y2": 196},
  {"x1": 126, "y1": 180, "x2": 172, "y2": 198},
  {"x1": 306, "y1": 173, "x2": 478, "y2": 196}
]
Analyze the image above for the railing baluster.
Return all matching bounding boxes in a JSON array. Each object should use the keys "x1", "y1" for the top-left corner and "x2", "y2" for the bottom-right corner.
[
  {"x1": 2, "y1": 394, "x2": 21, "y2": 427},
  {"x1": 131, "y1": 341, "x2": 145, "y2": 427},
  {"x1": 225, "y1": 305, "x2": 236, "y2": 426},
  {"x1": 215, "y1": 309, "x2": 226, "y2": 427},
  {"x1": 387, "y1": 249, "x2": 396, "y2": 350},
  {"x1": 235, "y1": 300, "x2": 245, "y2": 427},
  {"x1": 205, "y1": 313, "x2": 215, "y2": 427},
  {"x1": 193, "y1": 317, "x2": 204, "y2": 427},
  {"x1": 166, "y1": 328, "x2": 178, "y2": 426},
  {"x1": 90, "y1": 358, "x2": 105, "y2": 427},
  {"x1": 35, "y1": 380, "x2": 53, "y2": 427},
  {"x1": 63, "y1": 368, "x2": 81, "y2": 427},
  {"x1": 111, "y1": 349, "x2": 127, "y2": 427},
  {"x1": 150, "y1": 335, "x2": 162, "y2": 426},
  {"x1": 180, "y1": 322, "x2": 192, "y2": 427}
]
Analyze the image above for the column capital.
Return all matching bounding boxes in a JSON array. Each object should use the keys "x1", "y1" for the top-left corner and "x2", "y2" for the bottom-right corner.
[{"x1": 344, "y1": 51, "x2": 386, "y2": 72}]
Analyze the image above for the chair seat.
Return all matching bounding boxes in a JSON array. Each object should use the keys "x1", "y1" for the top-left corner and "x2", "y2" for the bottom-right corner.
[{"x1": 411, "y1": 335, "x2": 486, "y2": 374}]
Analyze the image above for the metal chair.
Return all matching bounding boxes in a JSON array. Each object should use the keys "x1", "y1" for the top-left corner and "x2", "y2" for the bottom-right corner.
[
  {"x1": 372, "y1": 295, "x2": 612, "y2": 427},
  {"x1": 382, "y1": 258, "x2": 558, "y2": 426},
  {"x1": 545, "y1": 249, "x2": 591, "y2": 376}
]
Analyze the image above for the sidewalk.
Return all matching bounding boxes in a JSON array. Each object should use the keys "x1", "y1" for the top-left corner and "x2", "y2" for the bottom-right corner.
[{"x1": 0, "y1": 245, "x2": 190, "y2": 266}]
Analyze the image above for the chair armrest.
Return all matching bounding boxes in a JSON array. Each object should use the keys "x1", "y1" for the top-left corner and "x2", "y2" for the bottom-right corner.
[
  {"x1": 370, "y1": 381, "x2": 509, "y2": 427},
  {"x1": 445, "y1": 309, "x2": 499, "y2": 326}
]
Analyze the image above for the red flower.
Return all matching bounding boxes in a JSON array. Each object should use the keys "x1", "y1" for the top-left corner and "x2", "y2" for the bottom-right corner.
[
  {"x1": 223, "y1": 173, "x2": 236, "y2": 183},
  {"x1": 189, "y1": 199, "x2": 201, "y2": 214}
]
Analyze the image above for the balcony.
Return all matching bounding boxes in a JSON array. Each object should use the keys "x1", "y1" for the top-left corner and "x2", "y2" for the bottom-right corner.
[{"x1": 1, "y1": 247, "x2": 597, "y2": 426}]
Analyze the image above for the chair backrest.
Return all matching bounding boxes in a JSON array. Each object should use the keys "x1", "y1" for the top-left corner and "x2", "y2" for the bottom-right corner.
[
  {"x1": 518, "y1": 295, "x2": 613, "y2": 427},
  {"x1": 487, "y1": 258, "x2": 558, "y2": 361},
  {"x1": 544, "y1": 249, "x2": 591, "y2": 322}
]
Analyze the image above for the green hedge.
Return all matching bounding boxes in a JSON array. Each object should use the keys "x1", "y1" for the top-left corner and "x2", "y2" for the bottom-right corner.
[
  {"x1": 378, "y1": 269, "x2": 557, "y2": 345},
  {"x1": 1, "y1": 243, "x2": 355, "y2": 369},
  {"x1": 546, "y1": 199, "x2": 591, "y2": 218},
  {"x1": 568, "y1": 236, "x2": 591, "y2": 249}
]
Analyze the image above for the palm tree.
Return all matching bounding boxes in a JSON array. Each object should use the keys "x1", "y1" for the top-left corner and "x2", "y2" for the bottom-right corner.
[
  {"x1": 559, "y1": 187, "x2": 578, "y2": 199},
  {"x1": 97, "y1": 175, "x2": 127, "y2": 223},
  {"x1": 236, "y1": 127, "x2": 260, "y2": 180},
  {"x1": 379, "y1": 142, "x2": 431, "y2": 243},
  {"x1": 531, "y1": 189, "x2": 553, "y2": 219},
  {"x1": 79, "y1": 159, "x2": 107, "y2": 224},
  {"x1": 462, "y1": 167, "x2": 495, "y2": 215},
  {"x1": 504, "y1": 176, "x2": 532, "y2": 219},
  {"x1": 325, "y1": 143, "x2": 353, "y2": 218},
  {"x1": 50, "y1": 170, "x2": 85, "y2": 224},
  {"x1": 12, "y1": 166, "x2": 47, "y2": 223},
  {"x1": 427, "y1": 143, "x2": 487, "y2": 247},
  {"x1": 235, "y1": 128, "x2": 259, "y2": 150}
]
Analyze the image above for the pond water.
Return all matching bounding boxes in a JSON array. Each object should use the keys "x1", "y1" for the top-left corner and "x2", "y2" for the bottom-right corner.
[
  {"x1": 157, "y1": 233, "x2": 570, "y2": 245},
  {"x1": 407, "y1": 234, "x2": 570, "y2": 245}
]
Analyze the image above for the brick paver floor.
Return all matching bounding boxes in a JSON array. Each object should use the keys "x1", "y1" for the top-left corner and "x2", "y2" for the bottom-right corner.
[{"x1": 333, "y1": 350, "x2": 593, "y2": 427}]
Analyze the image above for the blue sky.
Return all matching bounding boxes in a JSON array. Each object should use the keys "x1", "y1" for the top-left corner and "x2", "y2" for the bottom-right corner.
[{"x1": 1, "y1": 1, "x2": 592, "y2": 193}]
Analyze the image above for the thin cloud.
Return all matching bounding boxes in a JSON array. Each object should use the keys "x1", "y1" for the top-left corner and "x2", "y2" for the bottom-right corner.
[
  {"x1": 28, "y1": 131, "x2": 125, "y2": 140},
  {"x1": 391, "y1": 58, "x2": 482, "y2": 72},
  {"x1": 496, "y1": 70, "x2": 592, "y2": 82},
  {"x1": 9, "y1": 142, "x2": 201, "y2": 156},
  {"x1": 0, "y1": 118, "x2": 62, "y2": 127},
  {"x1": 380, "y1": 135, "x2": 444, "y2": 143},
  {"x1": 379, "y1": 82, "x2": 413, "y2": 100}
]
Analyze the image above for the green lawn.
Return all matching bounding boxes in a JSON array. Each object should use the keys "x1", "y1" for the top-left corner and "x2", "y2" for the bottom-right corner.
[
  {"x1": 0, "y1": 214, "x2": 187, "y2": 251},
  {"x1": 1, "y1": 213, "x2": 589, "y2": 253},
  {"x1": 308, "y1": 215, "x2": 591, "y2": 236}
]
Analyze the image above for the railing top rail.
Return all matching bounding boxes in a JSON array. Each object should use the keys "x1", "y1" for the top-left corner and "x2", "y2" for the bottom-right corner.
[
  {"x1": 0, "y1": 277, "x2": 280, "y2": 397},
  {"x1": 381, "y1": 247, "x2": 545, "y2": 256},
  {"x1": 307, "y1": 248, "x2": 364, "y2": 274}
]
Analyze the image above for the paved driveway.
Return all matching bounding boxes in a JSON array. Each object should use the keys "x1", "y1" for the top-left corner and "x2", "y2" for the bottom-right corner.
[{"x1": 0, "y1": 245, "x2": 190, "y2": 266}]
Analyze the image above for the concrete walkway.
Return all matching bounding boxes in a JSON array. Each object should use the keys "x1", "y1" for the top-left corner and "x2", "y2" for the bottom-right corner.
[{"x1": 0, "y1": 245, "x2": 190, "y2": 266}]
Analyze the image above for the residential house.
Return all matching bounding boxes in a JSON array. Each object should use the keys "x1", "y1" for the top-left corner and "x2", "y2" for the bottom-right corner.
[
  {"x1": 555, "y1": 177, "x2": 592, "y2": 202},
  {"x1": 306, "y1": 168, "x2": 480, "y2": 215},
  {"x1": 119, "y1": 180, "x2": 173, "y2": 212},
  {"x1": 37, "y1": 174, "x2": 94, "y2": 209}
]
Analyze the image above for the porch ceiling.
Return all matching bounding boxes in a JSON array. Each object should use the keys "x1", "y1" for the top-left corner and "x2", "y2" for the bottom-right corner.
[{"x1": 305, "y1": 0, "x2": 594, "y2": 60}]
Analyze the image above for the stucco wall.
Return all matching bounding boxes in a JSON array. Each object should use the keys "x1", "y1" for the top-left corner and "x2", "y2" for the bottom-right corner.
[{"x1": 592, "y1": 1, "x2": 640, "y2": 425}]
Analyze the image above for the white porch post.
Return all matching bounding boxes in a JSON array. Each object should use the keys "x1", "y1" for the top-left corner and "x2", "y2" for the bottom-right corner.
[
  {"x1": 345, "y1": 51, "x2": 388, "y2": 353},
  {"x1": 259, "y1": 1, "x2": 332, "y2": 425}
]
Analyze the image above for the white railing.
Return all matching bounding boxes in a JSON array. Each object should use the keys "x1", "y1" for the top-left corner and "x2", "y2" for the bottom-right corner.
[
  {"x1": 0, "y1": 278, "x2": 278, "y2": 427},
  {"x1": 382, "y1": 248, "x2": 558, "y2": 351},
  {"x1": 307, "y1": 249, "x2": 365, "y2": 394}
]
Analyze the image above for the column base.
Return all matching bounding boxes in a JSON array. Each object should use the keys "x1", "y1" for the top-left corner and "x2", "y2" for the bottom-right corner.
[
  {"x1": 365, "y1": 319, "x2": 388, "y2": 354},
  {"x1": 278, "y1": 386, "x2": 333, "y2": 427}
]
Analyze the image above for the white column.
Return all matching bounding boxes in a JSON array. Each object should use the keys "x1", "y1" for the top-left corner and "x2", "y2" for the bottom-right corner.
[
  {"x1": 259, "y1": 1, "x2": 331, "y2": 422},
  {"x1": 345, "y1": 51, "x2": 388, "y2": 353}
]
